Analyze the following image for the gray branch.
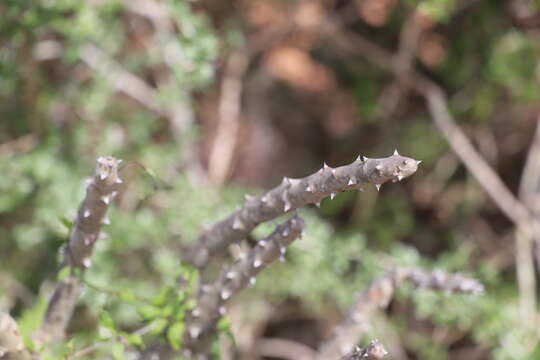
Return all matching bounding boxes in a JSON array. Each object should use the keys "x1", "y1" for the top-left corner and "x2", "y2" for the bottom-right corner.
[
  {"x1": 187, "y1": 151, "x2": 421, "y2": 268},
  {"x1": 182, "y1": 216, "x2": 305, "y2": 358},
  {"x1": 0, "y1": 312, "x2": 35, "y2": 360},
  {"x1": 316, "y1": 267, "x2": 484, "y2": 359},
  {"x1": 341, "y1": 340, "x2": 388, "y2": 360},
  {"x1": 33, "y1": 156, "x2": 122, "y2": 347}
]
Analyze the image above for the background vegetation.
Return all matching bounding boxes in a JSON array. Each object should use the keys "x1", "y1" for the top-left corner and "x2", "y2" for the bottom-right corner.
[{"x1": 1, "y1": 0, "x2": 540, "y2": 359}]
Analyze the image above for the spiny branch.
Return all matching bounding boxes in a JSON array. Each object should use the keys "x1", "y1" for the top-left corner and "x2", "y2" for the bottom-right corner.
[
  {"x1": 187, "y1": 151, "x2": 421, "y2": 268},
  {"x1": 33, "y1": 156, "x2": 122, "y2": 347},
  {"x1": 183, "y1": 216, "x2": 305, "y2": 358},
  {"x1": 0, "y1": 312, "x2": 35, "y2": 360},
  {"x1": 316, "y1": 267, "x2": 484, "y2": 359},
  {"x1": 341, "y1": 340, "x2": 388, "y2": 360}
]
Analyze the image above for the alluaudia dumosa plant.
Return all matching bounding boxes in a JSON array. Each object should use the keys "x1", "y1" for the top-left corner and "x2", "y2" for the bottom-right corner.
[
  {"x1": 33, "y1": 156, "x2": 123, "y2": 347},
  {"x1": 187, "y1": 150, "x2": 421, "y2": 268}
]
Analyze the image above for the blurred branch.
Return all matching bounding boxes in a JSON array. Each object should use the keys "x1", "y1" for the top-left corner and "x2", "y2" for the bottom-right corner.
[
  {"x1": 80, "y1": 44, "x2": 165, "y2": 116},
  {"x1": 0, "y1": 135, "x2": 37, "y2": 159},
  {"x1": 256, "y1": 337, "x2": 316, "y2": 360},
  {"x1": 182, "y1": 217, "x2": 305, "y2": 358},
  {"x1": 186, "y1": 152, "x2": 421, "y2": 269},
  {"x1": 316, "y1": 268, "x2": 484, "y2": 359},
  {"x1": 517, "y1": 118, "x2": 540, "y2": 327},
  {"x1": 33, "y1": 156, "x2": 122, "y2": 346},
  {"x1": 0, "y1": 312, "x2": 35, "y2": 360},
  {"x1": 341, "y1": 340, "x2": 388, "y2": 360},
  {"x1": 208, "y1": 52, "x2": 249, "y2": 186}
]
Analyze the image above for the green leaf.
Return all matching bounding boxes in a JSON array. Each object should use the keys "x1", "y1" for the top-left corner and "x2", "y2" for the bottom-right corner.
[
  {"x1": 57, "y1": 266, "x2": 71, "y2": 281},
  {"x1": 111, "y1": 342, "x2": 125, "y2": 360},
  {"x1": 18, "y1": 296, "x2": 48, "y2": 351},
  {"x1": 150, "y1": 318, "x2": 169, "y2": 335},
  {"x1": 167, "y1": 322, "x2": 185, "y2": 350},
  {"x1": 118, "y1": 289, "x2": 136, "y2": 302},
  {"x1": 138, "y1": 305, "x2": 162, "y2": 320},
  {"x1": 124, "y1": 333, "x2": 144, "y2": 348},
  {"x1": 99, "y1": 311, "x2": 117, "y2": 333}
]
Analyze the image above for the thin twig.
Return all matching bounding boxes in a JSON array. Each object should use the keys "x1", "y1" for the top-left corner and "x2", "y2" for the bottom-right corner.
[
  {"x1": 182, "y1": 217, "x2": 305, "y2": 358},
  {"x1": 186, "y1": 151, "x2": 421, "y2": 269},
  {"x1": 316, "y1": 267, "x2": 484, "y2": 359},
  {"x1": 33, "y1": 156, "x2": 122, "y2": 346}
]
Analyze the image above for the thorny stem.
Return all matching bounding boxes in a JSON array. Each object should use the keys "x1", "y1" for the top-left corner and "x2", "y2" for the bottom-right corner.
[
  {"x1": 33, "y1": 156, "x2": 122, "y2": 347},
  {"x1": 0, "y1": 312, "x2": 35, "y2": 360},
  {"x1": 316, "y1": 267, "x2": 484, "y2": 359},
  {"x1": 182, "y1": 216, "x2": 305, "y2": 358},
  {"x1": 187, "y1": 151, "x2": 421, "y2": 269},
  {"x1": 341, "y1": 340, "x2": 388, "y2": 360}
]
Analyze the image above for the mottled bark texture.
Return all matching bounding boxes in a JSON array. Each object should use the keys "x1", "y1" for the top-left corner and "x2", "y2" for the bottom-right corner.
[
  {"x1": 0, "y1": 312, "x2": 34, "y2": 360},
  {"x1": 341, "y1": 340, "x2": 388, "y2": 360},
  {"x1": 183, "y1": 216, "x2": 305, "y2": 359},
  {"x1": 317, "y1": 267, "x2": 484, "y2": 359},
  {"x1": 33, "y1": 156, "x2": 122, "y2": 347},
  {"x1": 187, "y1": 151, "x2": 421, "y2": 268}
]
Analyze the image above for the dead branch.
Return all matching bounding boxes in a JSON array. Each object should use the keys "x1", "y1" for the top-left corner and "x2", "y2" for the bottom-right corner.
[
  {"x1": 33, "y1": 156, "x2": 122, "y2": 347},
  {"x1": 183, "y1": 216, "x2": 305, "y2": 358},
  {"x1": 0, "y1": 312, "x2": 35, "y2": 360},
  {"x1": 316, "y1": 267, "x2": 484, "y2": 359},
  {"x1": 187, "y1": 151, "x2": 421, "y2": 268}
]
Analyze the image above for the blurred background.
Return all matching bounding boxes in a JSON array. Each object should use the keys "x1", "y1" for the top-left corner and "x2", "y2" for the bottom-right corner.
[{"x1": 2, "y1": 0, "x2": 540, "y2": 359}]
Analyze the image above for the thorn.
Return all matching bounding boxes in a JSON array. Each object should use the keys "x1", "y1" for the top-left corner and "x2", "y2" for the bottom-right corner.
[
  {"x1": 111, "y1": 191, "x2": 118, "y2": 198},
  {"x1": 253, "y1": 257, "x2": 262, "y2": 268},
  {"x1": 375, "y1": 164, "x2": 383, "y2": 171},
  {"x1": 83, "y1": 210, "x2": 91, "y2": 218},
  {"x1": 282, "y1": 227, "x2": 291, "y2": 237},
  {"x1": 398, "y1": 174, "x2": 404, "y2": 181},
  {"x1": 115, "y1": 177, "x2": 123, "y2": 184},
  {"x1": 249, "y1": 277, "x2": 256, "y2": 286},
  {"x1": 226, "y1": 271, "x2": 236, "y2": 279},
  {"x1": 189, "y1": 326, "x2": 201, "y2": 339},
  {"x1": 100, "y1": 172, "x2": 107, "y2": 181},
  {"x1": 233, "y1": 217, "x2": 245, "y2": 230},
  {"x1": 330, "y1": 192, "x2": 336, "y2": 200},
  {"x1": 279, "y1": 255, "x2": 286, "y2": 262},
  {"x1": 261, "y1": 195, "x2": 269, "y2": 204},
  {"x1": 356, "y1": 155, "x2": 363, "y2": 162},
  {"x1": 375, "y1": 184, "x2": 382, "y2": 192},
  {"x1": 284, "y1": 201, "x2": 292, "y2": 212},
  {"x1": 279, "y1": 246, "x2": 287, "y2": 255},
  {"x1": 219, "y1": 306, "x2": 227, "y2": 315},
  {"x1": 416, "y1": 160, "x2": 422, "y2": 165},
  {"x1": 323, "y1": 162, "x2": 329, "y2": 169},
  {"x1": 101, "y1": 195, "x2": 111, "y2": 205},
  {"x1": 359, "y1": 187, "x2": 364, "y2": 192},
  {"x1": 306, "y1": 184, "x2": 313, "y2": 192},
  {"x1": 239, "y1": 252, "x2": 248, "y2": 259},
  {"x1": 82, "y1": 258, "x2": 92, "y2": 268},
  {"x1": 361, "y1": 156, "x2": 368, "y2": 162},
  {"x1": 221, "y1": 289, "x2": 231, "y2": 300},
  {"x1": 348, "y1": 177, "x2": 356, "y2": 186},
  {"x1": 102, "y1": 217, "x2": 110, "y2": 225},
  {"x1": 259, "y1": 239, "x2": 268, "y2": 248},
  {"x1": 331, "y1": 168, "x2": 336, "y2": 175},
  {"x1": 315, "y1": 201, "x2": 321, "y2": 208},
  {"x1": 191, "y1": 308, "x2": 201, "y2": 317},
  {"x1": 282, "y1": 177, "x2": 290, "y2": 186},
  {"x1": 393, "y1": 149, "x2": 399, "y2": 156}
]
